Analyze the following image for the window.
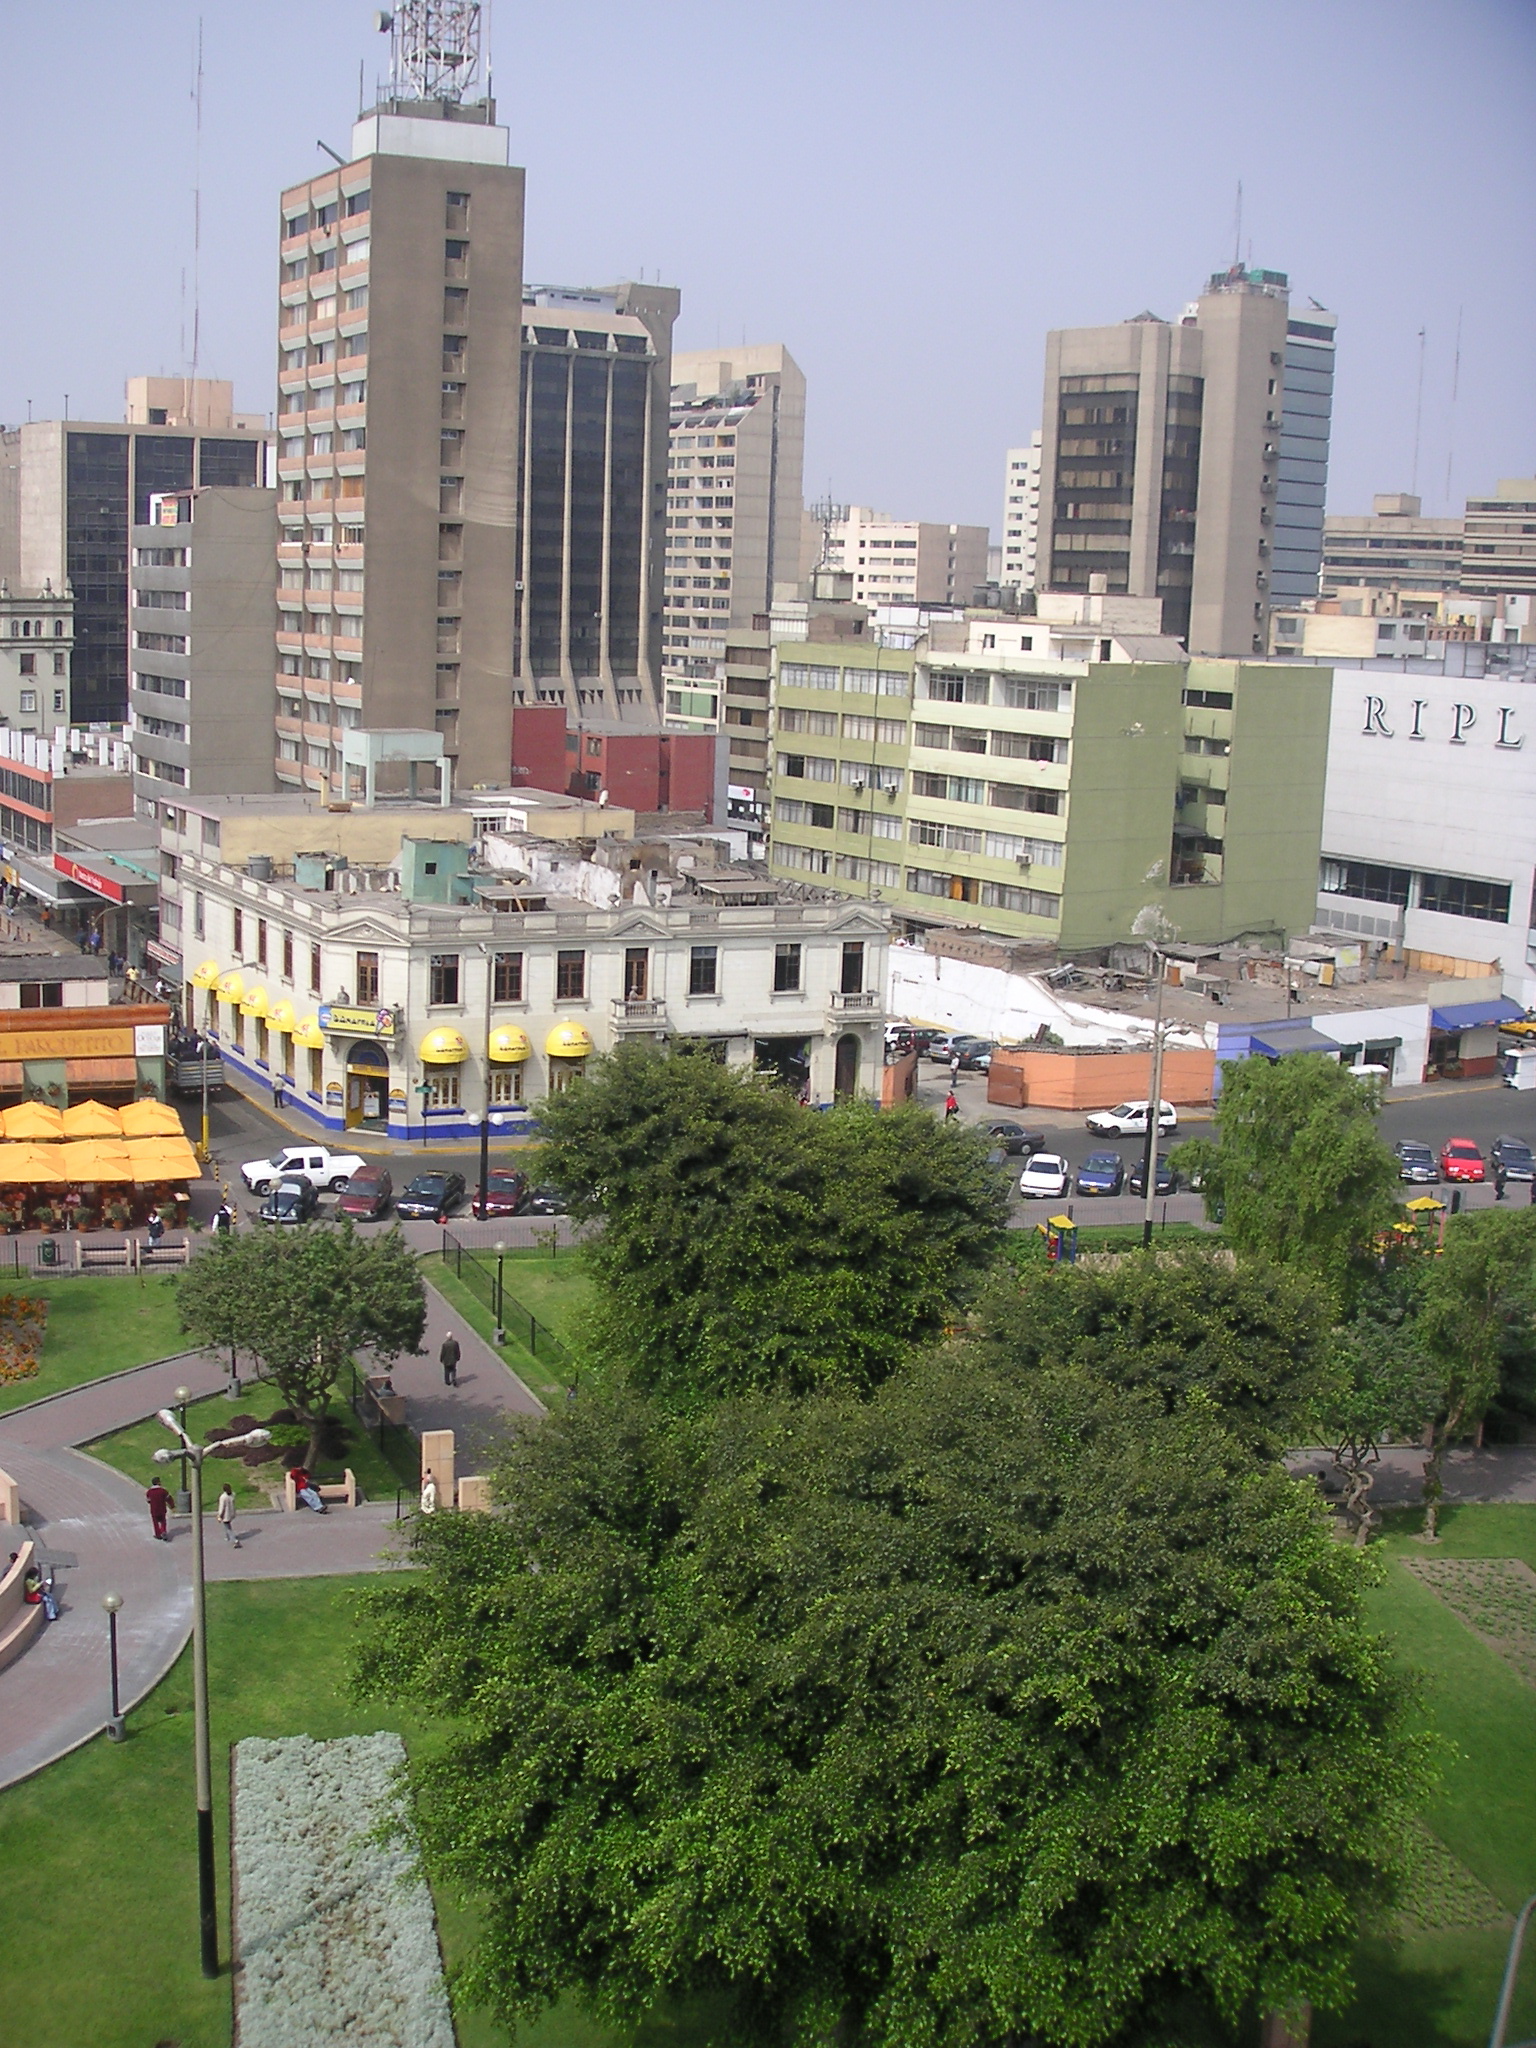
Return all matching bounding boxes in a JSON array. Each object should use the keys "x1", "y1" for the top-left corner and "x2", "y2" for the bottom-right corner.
[
  {"x1": 309, "y1": 1044, "x2": 323, "y2": 1096},
  {"x1": 777, "y1": 752, "x2": 836, "y2": 783},
  {"x1": 926, "y1": 671, "x2": 988, "y2": 704},
  {"x1": 989, "y1": 784, "x2": 1063, "y2": 814},
  {"x1": 1319, "y1": 860, "x2": 1411, "y2": 908},
  {"x1": 493, "y1": 951, "x2": 523, "y2": 1002},
  {"x1": 773, "y1": 942, "x2": 802, "y2": 993},
  {"x1": 355, "y1": 950, "x2": 380, "y2": 1004},
  {"x1": 429, "y1": 953, "x2": 460, "y2": 1005},
  {"x1": 424, "y1": 1069, "x2": 461, "y2": 1110},
  {"x1": 17, "y1": 690, "x2": 35, "y2": 713},
  {"x1": 991, "y1": 731, "x2": 1067, "y2": 763},
  {"x1": 201, "y1": 815, "x2": 220, "y2": 847},
  {"x1": 913, "y1": 772, "x2": 986, "y2": 805},
  {"x1": 309, "y1": 943, "x2": 322, "y2": 995},
  {"x1": 281, "y1": 929, "x2": 293, "y2": 981},
  {"x1": 489, "y1": 1065, "x2": 523, "y2": 1105},
  {"x1": 18, "y1": 981, "x2": 63, "y2": 1009},
  {"x1": 52, "y1": 652, "x2": 64, "y2": 676},
  {"x1": 624, "y1": 948, "x2": 649, "y2": 1000},
  {"x1": 1182, "y1": 687, "x2": 1234, "y2": 709},
  {"x1": 1418, "y1": 872, "x2": 1512, "y2": 923},
  {"x1": 18, "y1": 654, "x2": 34, "y2": 677},
  {"x1": 232, "y1": 907, "x2": 243, "y2": 956},
  {"x1": 997, "y1": 678, "x2": 1069, "y2": 712},
  {"x1": 840, "y1": 941, "x2": 865, "y2": 995},
  {"x1": 688, "y1": 945, "x2": 718, "y2": 996},
  {"x1": 556, "y1": 949, "x2": 586, "y2": 1001},
  {"x1": 52, "y1": 690, "x2": 63, "y2": 712},
  {"x1": 193, "y1": 891, "x2": 205, "y2": 940}
]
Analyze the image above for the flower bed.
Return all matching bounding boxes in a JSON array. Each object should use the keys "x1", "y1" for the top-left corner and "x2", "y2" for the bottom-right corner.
[
  {"x1": 0, "y1": 1293, "x2": 46, "y2": 1386},
  {"x1": 231, "y1": 1732, "x2": 453, "y2": 2048}
]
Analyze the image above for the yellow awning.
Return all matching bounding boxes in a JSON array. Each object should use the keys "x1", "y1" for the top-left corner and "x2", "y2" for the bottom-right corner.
[
  {"x1": 240, "y1": 985, "x2": 270, "y2": 1019},
  {"x1": 293, "y1": 1015, "x2": 326, "y2": 1051},
  {"x1": 58, "y1": 1140, "x2": 137, "y2": 1182},
  {"x1": 488, "y1": 1024, "x2": 532, "y2": 1064},
  {"x1": 0, "y1": 1143, "x2": 67, "y2": 1183},
  {"x1": 215, "y1": 971, "x2": 245, "y2": 1004},
  {"x1": 118, "y1": 1098, "x2": 184, "y2": 1138},
  {"x1": 420, "y1": 1026, "x2": 468, "y2": 1065},
  {"x1": 188, "y1": 959, "x2": 222, "y2": 990},
  {"x1": 2, "y1": 1101, "x2": 64, "y2": 1141},
  {"x1": 268, "y1": 999, "x2": 298, "y2": 1033},
  {"x1": 124, "y1": 1136, "x2": 202, "y2": 1182},
  {"x1": 546, "y1": 1021, "x2": 593, "y2": 1059},
  {"x1": 61, "y1": 1100, "x2": 124, "y2": 1138}
]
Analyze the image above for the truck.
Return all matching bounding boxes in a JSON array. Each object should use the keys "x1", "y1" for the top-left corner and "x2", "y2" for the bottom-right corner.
[{"x1": 168, "y1": 1049, "x2": 226, "y2": 1098}]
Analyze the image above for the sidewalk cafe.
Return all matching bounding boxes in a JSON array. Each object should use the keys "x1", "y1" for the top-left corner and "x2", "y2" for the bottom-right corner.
[{"x1": 0, "y1": 1097, "x2": 199, "y2": 1233}]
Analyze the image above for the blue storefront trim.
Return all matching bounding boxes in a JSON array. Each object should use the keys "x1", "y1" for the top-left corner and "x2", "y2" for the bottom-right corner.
[{"x1": 211, "y1": 1039, "x2": 536, "y2": 1144}]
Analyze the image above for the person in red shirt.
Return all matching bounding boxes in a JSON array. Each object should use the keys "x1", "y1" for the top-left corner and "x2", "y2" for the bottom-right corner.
[
  {"x1": 943, "y1": 1090, "x2": 960, "y2": 1122},
  {"x1": 146, "y1": 1479, "x2": 173, "y2": 1540},
  {"x1": 287, "y1": 1465, "x2": 328, "y2": 1514}
]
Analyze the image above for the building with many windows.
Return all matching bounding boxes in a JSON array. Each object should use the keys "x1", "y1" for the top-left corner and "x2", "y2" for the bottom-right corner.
[
  {"x1": 0, "y1": 584, "x2": 71, "y2": 737},
  {"x1": 1462, "y1": 480, "x2": 1536, "y2": 600},
  {"x1": 767, "y1": 596, "x2": 1331, "y2": 952},
  {"x1": 997, "y1": 433, "x2": 1042, "y2": 592},
  {"x1": 1320, "y1": 493, "x2": 1464, "y2": 600},
  {"x1": 817, "y1": 507, "x2": 989, "y2": 611}
]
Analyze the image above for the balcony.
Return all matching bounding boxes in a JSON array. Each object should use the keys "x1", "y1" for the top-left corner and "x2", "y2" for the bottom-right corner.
[
  {"x1": 611, "y1": 997, "x2": 668, "y2": 1032},
  {"x1": 826, "y1": 989, "x2": 883, "y2": 1027}
]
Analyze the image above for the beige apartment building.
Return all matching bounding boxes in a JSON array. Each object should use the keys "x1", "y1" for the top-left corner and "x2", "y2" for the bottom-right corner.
[
  {"x1": 274, "y1": 93, "x2": 525, "y2": 797},
  {"x1": 818, "y1": 507, "x2": 989, "y2": 609},
  {"x1": 1037, "y1": 266, "x2": 1336, "y2": 656},
  {"x1": 1321, "y1": 493, "x2": 1464, "y2": 599},
  {"x1": 998, "y1": 434, "x2": 1042, "y2": 592}
]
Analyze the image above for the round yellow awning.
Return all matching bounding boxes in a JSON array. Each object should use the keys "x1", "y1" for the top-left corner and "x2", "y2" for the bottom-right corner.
[
  {"x1": 293, "y1": 1015, "x2": 326, "y2": 1051},
  {"x1": 488, "y1": 1024, "x2": 532, "y2": 1064},
  {"x1": 189, "y1": 959, "x2": 222, "y2": 990},
  {"x1": 420, "y1": 1026, "x2": 469, "y2": 1065},
  {"x1": 240, "y1": 985, "x2": 270, "y2": 1019},
  {"x1": 268, "y1": 999, "x2": 298, "y2": 1033},
  {"x1": 546, "y1": 1021, "x2": 594, "y2": 1059},
  {"x1": 215, "y1": 971, "x2": 245, "y2": 1004}
]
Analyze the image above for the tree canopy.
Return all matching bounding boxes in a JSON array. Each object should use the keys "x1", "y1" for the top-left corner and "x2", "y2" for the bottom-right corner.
[
  {"x1": 1171, "y1": 1054, "x2": 1399, "y2": 1304},
  {"x1": 359, "y1": 1347, "x2": 1424, "y2": 2048},
  {"x1": 178, "y1": 1224, "x2": 426, "y2": 1463},
  {"x1": 534, "y1": 1043, "x2": 1008, "y2": 1403}
]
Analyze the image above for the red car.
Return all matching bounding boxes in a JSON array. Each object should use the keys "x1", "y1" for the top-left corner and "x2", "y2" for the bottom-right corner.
[
  {"x1": 472, "y1": 1169, "x2": 530, "y2": 1219},
  {"x1": 1439, "y1": 1138, "x2": 1485, "y2": 1183},
  {"x1": 334, "y1": 1164, "x2": 393, "y2": 1219}
]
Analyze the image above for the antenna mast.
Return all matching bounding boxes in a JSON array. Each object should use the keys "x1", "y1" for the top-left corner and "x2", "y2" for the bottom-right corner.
[
  {"x1": 379, "y1": 2, "x2": 483, "y2": 103},
  {"x1": 1410, "y1": 326, "x2": 1427, "y2": 498}
]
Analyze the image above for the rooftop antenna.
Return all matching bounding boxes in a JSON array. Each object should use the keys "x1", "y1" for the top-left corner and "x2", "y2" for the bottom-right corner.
[
  {"x1": 1443, "y1": 305, "x2": 1462, "y2": 513},
  {"x1": 1231, "y1": 179, "x2": 1242, "y2": 267},
  {"x1": 1410, "y1": 325, "x2": 1427, "y2": 497},
  {"x1": 376, "y1": 2, "x2": 482, "y2": 104}
]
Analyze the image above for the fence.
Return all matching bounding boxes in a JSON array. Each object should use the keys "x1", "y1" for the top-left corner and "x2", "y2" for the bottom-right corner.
[
  {"x1": 439, "y1": 1230, "x2": 569, "y2": 1369},
  {"x1": 0, "y1": 1233, "x2": 193, "y2": 1276}
]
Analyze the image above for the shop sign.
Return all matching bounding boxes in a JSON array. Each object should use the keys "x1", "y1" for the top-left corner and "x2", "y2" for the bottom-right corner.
[
  {"x1": 146, "y1": 939, "x2": 181, "y2": 971},
  {"x1": 53, "y1": 854, "x2": 126, "y2": 902},
  {"x1": 318, "y1": 1002, "x2": 397, "y2": 1039},
  {"x1": 134, "y1": 1024, "x2": 166, "y2": 1057}
]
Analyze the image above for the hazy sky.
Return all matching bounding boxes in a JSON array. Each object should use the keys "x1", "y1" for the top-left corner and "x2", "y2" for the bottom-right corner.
[{"x1": 2, "y1": 0, "x2": 1531, "y2": 532}]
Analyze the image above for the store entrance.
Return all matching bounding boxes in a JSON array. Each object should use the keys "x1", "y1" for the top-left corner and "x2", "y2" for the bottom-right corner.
[{"x1": 344, "y1": 1041, "x2": 389, "y2": 1129}]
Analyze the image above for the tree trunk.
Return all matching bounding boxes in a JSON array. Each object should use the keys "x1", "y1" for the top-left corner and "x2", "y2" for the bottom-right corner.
[
  {"x1": 1261, "y1": 2005, "x2": 1311, "y2": 2048},
  {"x1": 1422, "y1": 1400, "x2": 1463, "y2": 1542}
]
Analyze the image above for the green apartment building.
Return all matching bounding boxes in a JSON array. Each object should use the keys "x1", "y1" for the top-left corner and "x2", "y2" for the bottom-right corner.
[{"x1": 768, "y1": 626, "x2": 1331, "y2": 952}]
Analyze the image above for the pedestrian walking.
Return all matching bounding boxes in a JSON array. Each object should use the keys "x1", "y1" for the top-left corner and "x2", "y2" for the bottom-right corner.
[
  {"x1": 146, "y1": 1478, "x2": 173, "y2": 1541},
  {"x1": 439, "y1": 1332, "x2": 461, "y2": 1386},
  {"x1": 272, "y1": 1074, "x2": 286, "y2": 1112},
  {"x1": 944, "y1": 1089, "x2": 960, "y2": 1123},
  {"x1": 146, "y1": 1209, "x2": 165, "y2": 1248},
  {"x1": 949, "y1": 1054, "x2": 961, "y2": 1084},
  {"x1": 217, "y1": 1481, "x2": 242, "y2": 1548},
  {"x1": 1496, "y1": 1165, "x2": 1508, "y2": 1202}
]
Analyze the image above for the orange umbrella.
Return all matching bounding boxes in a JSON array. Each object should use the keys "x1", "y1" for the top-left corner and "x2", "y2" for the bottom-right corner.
[
  {"x1": 58, "y1": 1140, "x2": 137, "y2": 1182},
  {"x1": 0, "y1": 1144, "x2": 68, "y2": 1183},
  {"x1": 118, "y1": 1099, "x2": 184, "y2": 1139},
  {"x1": 124, "y1": 1138, "x2": 202, "y2": 1182},
  {"x1": 62, "y1": 1099, "x2": 124, "y2": 1139},
  {"x1": 3, "y1": 1101, "x2": 64, "y2": 1141}
]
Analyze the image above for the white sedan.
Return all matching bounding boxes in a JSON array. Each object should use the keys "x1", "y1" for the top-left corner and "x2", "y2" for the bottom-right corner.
[
  {"x1": 1085, "y1": 1099, "x2": 1178, "y2": 1137},
  {"x1": 1018, "y1": 1152, "x2": 1071, "y2": 1199}
]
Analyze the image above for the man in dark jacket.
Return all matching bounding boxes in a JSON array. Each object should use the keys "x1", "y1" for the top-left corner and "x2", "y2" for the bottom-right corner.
[
  {"x1": 439, "y1": 1332, "x2": 461, "y2": 1387},
  {"x1": 146, "y1": 1479, "x2": 173, "y2": 1541}
]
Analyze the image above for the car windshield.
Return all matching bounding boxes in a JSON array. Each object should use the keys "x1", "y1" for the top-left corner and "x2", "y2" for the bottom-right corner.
[
  {"x1": 273, "y1": 1184, "x2": 303, "y2": 1205},
  {"x1": 1448, "y1": 1142, "x2": 1479, "y2": 1156},
  {"x1": 407, "y1": 1177, "x2": 443, "y2": 1195},
  {"x1": 342, "y1": 1175, "x2": 374, "y2": 1194},
  {"x1": 1085, "y1": 1154, "x2": 1118, "y2": 1169},
  {"x1": 1030, "y1": 1157, "x2": 1063, "y2": 1172},
  {"x1": 1109, "y1": 1105, "x2": 1135, "y2": 1118}
]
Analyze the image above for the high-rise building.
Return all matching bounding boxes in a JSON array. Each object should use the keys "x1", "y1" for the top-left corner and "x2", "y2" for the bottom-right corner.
[
  {"x1": 273, "y1": 10, "x2": 524, "y2": 796},
  {"x1": 1321, "y1": 494, "x2": 1464, "y2": 599},
  {"x1": 998, "y1": 433, "x2": 1042, "y2": 591},
  {"x1": 818, "y1": 507, "x2": 989, "y2": 608},
  {"x1": 665, "y1": 344, "x2": 807, "y2": 795},
  {"x1": 1462, "y1": 480, "x2": 1536, "y2": 599},
  {"x1": 0, "y1": 386, "x2": 270, "y2": 727},
  {"x1": 1036, "y1": 268, "x2": 1335, "y2": 655},
  {"x1": 516, "y1": 282, "x2": 679, "y2": 716}
]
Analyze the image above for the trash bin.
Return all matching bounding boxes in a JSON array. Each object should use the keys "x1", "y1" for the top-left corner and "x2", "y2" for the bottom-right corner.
[{"x1": 39, "y1": 1237, "x2": 58, "y2": 1267}]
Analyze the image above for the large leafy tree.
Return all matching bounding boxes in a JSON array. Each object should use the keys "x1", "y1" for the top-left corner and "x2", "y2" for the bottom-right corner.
[
  {"x1": 1171, "y1": 1054, "x2": 1399, "y2": 1304},
  {"x1": 359, "y1": 1354, "x2": 1425, "y2": 2048},
  {"x1": 178, "y1": 1224, "x2": 426, "y2": 1465},
  {"x1": 979, "y1": 1245, "x2": 1336, "y2": 1459},
  {"x1": 1416, "y1": 1208, "x2": 1536, "y2": 1537},
  {"x1": 535, "y1": 1043, "x2": 1008, "y2": 1402},
  {"x1": 1320, "y1": 1306, "x2": 1440, "y2": 1544}
]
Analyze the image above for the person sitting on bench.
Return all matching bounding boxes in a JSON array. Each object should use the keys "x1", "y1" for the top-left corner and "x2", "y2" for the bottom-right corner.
[{"x1": 286, "y1": 1464, "x2": 328, "y2": 1514}]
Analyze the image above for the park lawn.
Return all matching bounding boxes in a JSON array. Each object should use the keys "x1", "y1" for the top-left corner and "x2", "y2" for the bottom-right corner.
[
  {"x1": 421, "y1": 1251, "x2": 591, "y2": 1405},
  {"x1": 81, "y1": 1385, "x2": 418, "y2": 1512},
  {"x1": 0, "y1": 1271, "x2": 186, "y2": 1414},
  {"x1": 1316, "y1": 1503, "x2": 1536, "y2": 2048},
  {"x1": 1005, "y1": 1218, "x2": 1219, "y2": 1265}
]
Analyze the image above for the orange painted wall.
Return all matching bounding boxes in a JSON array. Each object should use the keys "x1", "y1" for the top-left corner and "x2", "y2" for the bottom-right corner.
[{"x1": 986, "y1": 1045, "x2": 1215, "y2": 1110}]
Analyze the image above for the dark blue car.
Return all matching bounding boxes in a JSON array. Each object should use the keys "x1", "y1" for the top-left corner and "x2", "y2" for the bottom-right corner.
[{"x1": 1075, "y1": 1150, "x2": 1125, "y2": 1196}]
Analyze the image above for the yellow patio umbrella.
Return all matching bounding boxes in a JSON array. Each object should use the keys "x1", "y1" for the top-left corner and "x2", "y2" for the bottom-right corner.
[
  {"x1": 61, "y1": 1099, "x2": 124, "y2": 1139},
  {"x1": 118, "y1": 1098, "x2": 185, "y2": 1139},
  {"x1": 0, "y1": 1143, "x2": 68, "y2": 1183},
  {"x1": 124, "y1": 1137, "x2": 202, "y2": 1182},
  {"x1": 59, "y1": 1140, "x2": 137, "y2": 1182},
  {"x1": 3, "y1": 1101, "x2": 65, "y2": 1141}
]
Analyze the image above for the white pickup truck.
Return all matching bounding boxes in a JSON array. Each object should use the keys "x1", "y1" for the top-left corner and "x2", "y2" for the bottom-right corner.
[{"x1": 240, "y1": 1144, "x2": 366, "y2": 1196}]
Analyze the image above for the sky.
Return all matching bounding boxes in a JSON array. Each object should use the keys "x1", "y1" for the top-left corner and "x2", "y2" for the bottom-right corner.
[{"x1": 0, "y1": 0, "x2": 1531, "y2": 534}]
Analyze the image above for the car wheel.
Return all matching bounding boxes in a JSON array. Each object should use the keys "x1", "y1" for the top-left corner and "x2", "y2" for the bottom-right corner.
[
  {"x1": 252, "y1": 1180, "x2": 270, "y2": 1197},
  {"x1": 328, "y1": 1175, "x2": 350, "y2": 1192}
]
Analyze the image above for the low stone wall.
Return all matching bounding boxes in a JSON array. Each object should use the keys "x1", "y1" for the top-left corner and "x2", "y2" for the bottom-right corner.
[{"x1": 987, "y1": 1044, "x2": 1215, "y2": 1111}]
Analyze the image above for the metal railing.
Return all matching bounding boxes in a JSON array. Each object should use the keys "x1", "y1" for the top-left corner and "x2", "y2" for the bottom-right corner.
[{"x1": 439, "y1": 1229, "x2": 568, "y2": 1368}]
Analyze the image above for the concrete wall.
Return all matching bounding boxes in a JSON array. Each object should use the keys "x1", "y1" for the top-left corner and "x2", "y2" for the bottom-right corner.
[{"x1": 987, "y1": 1043, "x2": 1214, "y2": 1109}]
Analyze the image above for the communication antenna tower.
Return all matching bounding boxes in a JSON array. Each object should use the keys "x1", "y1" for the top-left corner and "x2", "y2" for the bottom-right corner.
[
  {"x1": 808, "y1": 496, "x2": 849, "y2": 569},
  {"x1": 374, "y1": 3, "x2": 483, "y2": 104}
]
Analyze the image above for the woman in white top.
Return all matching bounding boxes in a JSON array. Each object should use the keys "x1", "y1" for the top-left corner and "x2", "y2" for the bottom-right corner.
[{"x1": 216, "y1": 1481, "x2": 241, "y2": 1548}]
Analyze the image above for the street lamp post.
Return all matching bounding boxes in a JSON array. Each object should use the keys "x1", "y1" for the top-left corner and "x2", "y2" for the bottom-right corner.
[
  {"x1": 155, "y1": 1412, "x2": 270, "y2": 1979},
  {"x1": 174, "y1": 1383, "x2": 192, "y2": 1514},
  {"x1": 102, "y1": 1591, "x2": 125, "y2": 1741},
  {"x1": 494, "y1": 1239, "x2": 506, "y2": 1345},
  {"x1": 1141, "y1": 958, "x2": 1168, "y2": 1252},
  {"x1": 476, "y1": 1111, "x2": 511, "y2": 1219}
]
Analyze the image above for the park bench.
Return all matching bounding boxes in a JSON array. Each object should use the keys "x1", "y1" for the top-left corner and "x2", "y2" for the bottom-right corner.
[
  {"x1": 283, "y1": 1468, "x2": 358, "y2": 1511},
  {"x1": 0, "y1": 1539, "x2": 45, "y2": 1672}
]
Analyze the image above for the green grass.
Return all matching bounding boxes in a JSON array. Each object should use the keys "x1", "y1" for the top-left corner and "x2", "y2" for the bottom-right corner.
[
  {"x1": 0, "y1": 1272, "x2": 186, "y2": 1413},
  {"x1": 421, "y1": 1249, "x2": 592, "y2": 1405},
  {"x1": 1005, "y1": 1218, "x2": 1220, "y2": 1265},
  {"x1": 81, "y1": 1384, "x2": 419, "y2": 1511}
]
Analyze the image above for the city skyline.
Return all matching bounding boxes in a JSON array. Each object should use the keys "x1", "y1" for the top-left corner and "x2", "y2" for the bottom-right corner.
[{"x1": 0, "y1": 0, "x2": 1530, "y2": 536}]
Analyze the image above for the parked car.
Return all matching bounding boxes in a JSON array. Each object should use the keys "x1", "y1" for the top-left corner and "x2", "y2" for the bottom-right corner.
[
  {"x1": 1085, "y1": 1100, "x2": 1178, "y2": 1138},
  {"x1": 928, "y1": 1033, "x2": 990, "y2": 1065},
  {"x1": 1018, "y1": 1153, "x2": 1070, "y2": 1200},
  {"x1": 1439, "y1": 1137, "x2": 1486, "y2": 1184},
  {"x1": 334, "y1": 1164, "x2": 393, "y2": 1220},
  {"x1": 240, "y1": 1144, "x2": 364, "y2": 1196},
  {"x1": 1392, "y1": 1140, "x2": 1439, "y2": 1184},
  {"x1": 396, "y1": 1170, "x2": 467, "y2": 1220},
  {"x1": 472, "y1": 1169, "x2": 531, "y2": 1219},
  {"x1": 519, "y1": 1183, "x2": 569, "y2": 1216},
  {"x1": 985, "y1": 1121, "x2": 1046, "y2": 1156},
  {"x1": 1127, "y1": 1153, "x2": 1179, "y2": 1197},
  {"x1": 257, "y1": 1177, "x2": 318, "y2": 1226},
  {"x1": 955, "y1": 1040, "x2": 997, "y2": 1073},
  {"x1": 1490, "y1": 1136, "x2": 1536, "y2": 1182},
  {"x1": 1501, "y1": 1013, "x2": 1536, "y2": 1039},
  {"x1": 1076, "y1": 1150, "x2": 1125, "y2": 1196}
]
